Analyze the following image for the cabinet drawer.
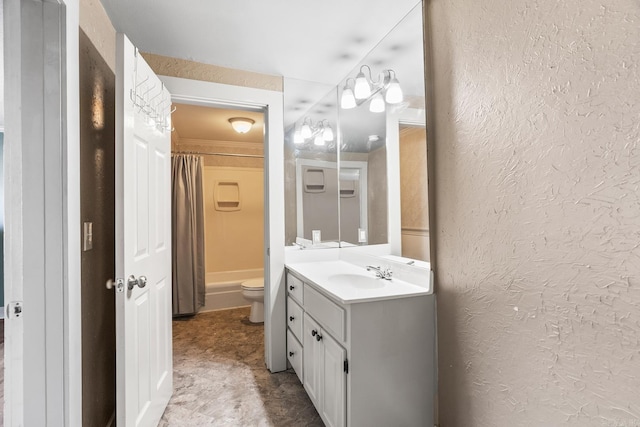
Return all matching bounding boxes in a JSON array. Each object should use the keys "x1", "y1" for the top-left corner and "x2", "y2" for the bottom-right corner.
[
  {"x1": 287, "y1": 297, "x2": 304, "y2": 342},
  {"x1": 287, "y1": 330, "x2": 303, "y2": 384},
  {"x1": 287, "y1": 272, "x2": 304, "y2": 304},
  {"x1": 304, "y1": 284, "x2": 345, "y2": 342}
]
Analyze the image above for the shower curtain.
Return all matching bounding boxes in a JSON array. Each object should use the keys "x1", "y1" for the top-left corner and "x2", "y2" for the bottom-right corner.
[{"x1": 171, "y1": 154, "x2": 205, "y2": 316}]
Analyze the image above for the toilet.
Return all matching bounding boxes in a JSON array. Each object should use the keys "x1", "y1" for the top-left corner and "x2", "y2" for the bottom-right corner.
[{"x1": 241, "y1": 278, "x2": 265, "y2": 323}]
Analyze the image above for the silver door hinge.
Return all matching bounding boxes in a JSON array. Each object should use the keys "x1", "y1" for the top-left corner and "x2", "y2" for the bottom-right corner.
[{"x1": 7, "y1": 301, "x2": 23, "y2": 319}]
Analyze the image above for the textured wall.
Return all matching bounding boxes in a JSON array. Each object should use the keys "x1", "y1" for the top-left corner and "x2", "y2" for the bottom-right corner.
[
  {"x1": 426, "y1": 0, "x2": 640, "y2": 426},
  {"x1": 142, "y1": 53, "x2": 283, "y2": 92},
  {"x1": 79, "y1": 29, "x2": 116, "y2": 427},
  {"x1": 399, "y1": 126, "x2": 430, "y2": 261},
  {"x1": 400, "y1": 126, "x2": 429, "y2": 231},
  {"x1": 79, "y1": 0, "x2": 116, "y2": 71}
]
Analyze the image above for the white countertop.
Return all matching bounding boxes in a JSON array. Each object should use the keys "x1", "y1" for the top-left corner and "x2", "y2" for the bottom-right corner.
[{"x1": 286, "y1": 260, "x2": 430, "y2": 304}]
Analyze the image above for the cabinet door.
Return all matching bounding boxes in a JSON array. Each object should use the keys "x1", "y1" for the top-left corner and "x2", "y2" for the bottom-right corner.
[
  {"x1": 303, "y1": 313, "x2": 323, "y2": 407},
  {"x1": 322, "y1": 333, "x2": 346, "y2": 427}
]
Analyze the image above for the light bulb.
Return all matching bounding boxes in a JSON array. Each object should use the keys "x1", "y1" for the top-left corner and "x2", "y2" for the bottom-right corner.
[
  {"x1": 294, "y1": 130, "x2": 304, "y2": 144},
  {"x1": 385, "y1": 78, "x2": 403, "y2": 104},
  {"x1": 323, "y1": 125, "x2": 334, "y2": 141},
  {"x1": 369, "y1": 93, "x2": 385, "y2": 113},
  {"x1": 354, "y1": 71, "x2": 371, "y2": 99},
  {"x1": 301, "y1": 123, "x2": 312, "y2": 139},
  {"x1": 314, "y1": 134, "x2": 325, "y2": 146},
  {"x1": 341, "y1": 87, "x2": 356, "y2": 109}
]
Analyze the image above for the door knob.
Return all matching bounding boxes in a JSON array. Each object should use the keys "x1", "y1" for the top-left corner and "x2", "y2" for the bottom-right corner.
[
  {"x1": 289, "y1": 316, "x2": 295, "y2": 321},
  {"x1": 316, "y1": 333, "x2": 323, "y2": 342},
  {"x1": 127, "y1": 275, "x2": 148, "y2": 291},
  {"x1": 138, "y1": 275, "x2": 148, "y2": 288}
]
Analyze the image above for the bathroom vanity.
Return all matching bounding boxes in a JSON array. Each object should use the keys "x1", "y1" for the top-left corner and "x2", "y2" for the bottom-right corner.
[{"x1": 285, "y1": 259, "x2": 435, "y2": 427}]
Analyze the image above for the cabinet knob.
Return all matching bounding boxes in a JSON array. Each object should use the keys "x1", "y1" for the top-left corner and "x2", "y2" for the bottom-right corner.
[
  {"x1": 289, "y1": 316, "x2": 295, "y2": 321},
  {"x1": 311, "y1": 329, "x2": 317, "y2": 337},
  {"x1": 289, "y1": 285, "x2": 295, "y2": 291},
  {"x1": 289, "y1": 351, "x2": 295, "y2": 357},
  {"x1": 316, "y1": 333, "x2": 323, "y2": 342}
]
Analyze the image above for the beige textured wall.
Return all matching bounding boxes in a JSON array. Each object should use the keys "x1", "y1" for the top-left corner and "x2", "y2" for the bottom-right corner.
[
  {"x1": 79, "y1": 0, "x2": 116, "y2": 71},
  {"x1": 141, "y1": 53, "x2": 283, "y2": 92},
  {"x1": 399, "y1": 126, "x2": 429, "y2": 261},
  {"x1": 426, "y1": 0, "x2": 640, "y2": 426},
  {"x1": 400, "y1": 127, "x2": 429, "y2": 231}
]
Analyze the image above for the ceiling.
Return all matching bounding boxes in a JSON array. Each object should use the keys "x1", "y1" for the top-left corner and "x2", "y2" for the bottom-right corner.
[
  {"x1": 99, "y1": 0, "x2": 421, "y2": 87},
  {"x1": 100, "y1": 0, "x2": 425, "y2": 146},
  {"x1": 172, "y1": 103, "x2": 264, "y2": 143}
]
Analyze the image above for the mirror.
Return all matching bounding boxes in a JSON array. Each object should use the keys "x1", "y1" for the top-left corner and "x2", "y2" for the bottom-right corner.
[
  {"x1": 284, "y1": 81, "x2": 340, "y2": 247},
  {"x1": 284, "y1": 2, "x2": 429, "y2": 260}
]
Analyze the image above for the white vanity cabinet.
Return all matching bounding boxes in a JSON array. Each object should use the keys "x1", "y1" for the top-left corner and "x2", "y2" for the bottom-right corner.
[
  {"x1": 285, "y1": 268, "x2": 436, "y2": 427},
  {"x1": 303, "y1": 312, "x2": 346, "y2": 427}
]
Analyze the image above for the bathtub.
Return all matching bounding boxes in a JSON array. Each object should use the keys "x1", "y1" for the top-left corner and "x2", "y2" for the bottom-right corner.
[{"x1": 201, "y1": 268, "x2": 264, "y2": 313}]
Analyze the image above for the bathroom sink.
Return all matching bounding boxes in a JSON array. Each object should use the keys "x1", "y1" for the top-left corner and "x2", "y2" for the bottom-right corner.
[{"x1": 328, "y1": 273, "x2": 386, "y2": 289}]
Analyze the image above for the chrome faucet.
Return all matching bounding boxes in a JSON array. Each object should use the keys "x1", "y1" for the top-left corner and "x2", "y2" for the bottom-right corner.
[{"x1": 366, "y1": 265, "x2": 393, "y2": 280}]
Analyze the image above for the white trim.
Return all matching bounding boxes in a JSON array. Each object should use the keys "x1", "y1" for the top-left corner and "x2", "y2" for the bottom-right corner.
[
  {"x1": 4, "y1": 0, "x2": 81, "y2": 425},
  {"x1": 159, "y1": 75, "x2": 287, "y2": 372}
]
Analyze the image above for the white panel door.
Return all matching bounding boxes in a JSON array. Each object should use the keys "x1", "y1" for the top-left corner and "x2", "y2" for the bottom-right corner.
[
  {"x1": 115, "y1": 33, "x2": 173, "y2": 427},
  {"x1": 322, "y1": 333, "x2": 346, "y2": 427}
]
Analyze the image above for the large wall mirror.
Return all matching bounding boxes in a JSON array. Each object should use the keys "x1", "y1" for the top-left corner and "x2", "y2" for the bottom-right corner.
[{"x1": 284, "y1": 2, "x2": 429, "y2": 261}]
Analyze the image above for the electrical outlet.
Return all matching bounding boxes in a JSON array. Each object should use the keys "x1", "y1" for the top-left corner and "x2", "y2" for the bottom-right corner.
[{"x1": 312, "y1": 230, "x2": 321, "y2": 245}]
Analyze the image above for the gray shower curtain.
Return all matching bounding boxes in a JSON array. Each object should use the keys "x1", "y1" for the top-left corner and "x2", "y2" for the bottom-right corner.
[{"x1": 171, "y1": 154, "x2": 205, "y2": 316}]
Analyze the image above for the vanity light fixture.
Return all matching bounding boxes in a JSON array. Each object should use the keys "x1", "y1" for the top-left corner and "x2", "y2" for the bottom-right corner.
[
  {"x1": 293, "y1": 117, "x2": 334, "y2": 146},
  {"x1": 340, "y1": 65, "x2": 403, "y2": 113},
  {"x1": 228, "y1": 117, "x2": 255, "y2": 134}
]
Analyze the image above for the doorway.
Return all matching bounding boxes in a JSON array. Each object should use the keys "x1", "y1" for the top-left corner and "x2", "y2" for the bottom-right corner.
[
  {"x1": 161, "y1": 75, "x2": 287, "y2": 373},
  {"x1": 170, "y1": 102, "x2": 265, "y2": 318}
]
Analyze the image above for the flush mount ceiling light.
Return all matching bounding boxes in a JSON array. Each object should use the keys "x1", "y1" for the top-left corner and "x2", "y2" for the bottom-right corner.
[
  {"x1": 228, "y1": 117, "x2": 255, "y2": 134},
  {"x1": 293, "y1": 117, "x2": 334, "y2": 147},
  {"x1": 340, "y1": 65, "x2": 404, "y2": 113}
]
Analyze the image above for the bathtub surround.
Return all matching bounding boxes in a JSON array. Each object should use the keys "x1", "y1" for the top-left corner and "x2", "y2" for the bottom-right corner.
[
  {"x1": 426, "y1": 0, "x2": 640, "y2": 425},
  {"x1": 204, "y1": 166, "x2": 265, "y2": 274},
  {"x1": 171, "y1": 154, "x2": 206, "y2": 316}
]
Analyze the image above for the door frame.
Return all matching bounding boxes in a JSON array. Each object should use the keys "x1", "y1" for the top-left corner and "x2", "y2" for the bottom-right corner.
[
  {"x1": 4, "y1": 0, "x2": 82, "y2": 425},
  {"x1": 159, "y1": 75, "x2": 287, "y2": 372}
]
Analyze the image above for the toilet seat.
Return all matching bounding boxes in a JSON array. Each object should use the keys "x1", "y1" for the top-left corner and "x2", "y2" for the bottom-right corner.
[{"x1": 241, "y1": 278, "x2": 264, "y2": 290}]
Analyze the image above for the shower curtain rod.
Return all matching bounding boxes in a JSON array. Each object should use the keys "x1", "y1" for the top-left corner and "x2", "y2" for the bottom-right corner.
[{"x1": 172, "y1": 151, "x2": 264, "y2": 159}]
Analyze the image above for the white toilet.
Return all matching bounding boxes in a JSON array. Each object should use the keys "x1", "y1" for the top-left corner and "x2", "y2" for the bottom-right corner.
[{"x1": 241, "y1": 278, "x2": 264, "y2": 323}]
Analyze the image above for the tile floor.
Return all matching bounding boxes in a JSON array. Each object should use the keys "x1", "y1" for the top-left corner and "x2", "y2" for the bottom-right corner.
[
  {"x1": 0, "y1": 310, "x2": 317, "y2": 426},
  {"x1": 159, "y1": 307, "x2": 323, "y2": 426}
]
